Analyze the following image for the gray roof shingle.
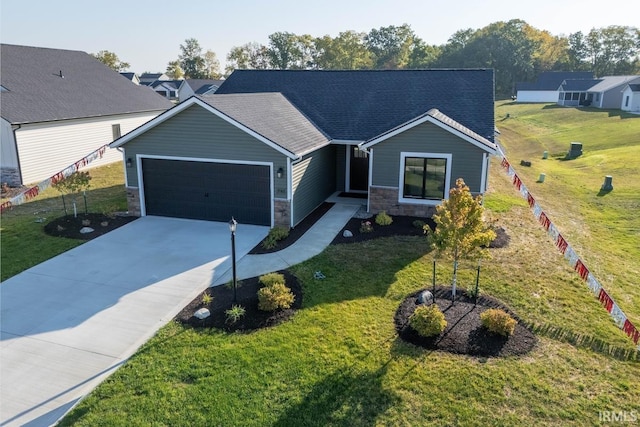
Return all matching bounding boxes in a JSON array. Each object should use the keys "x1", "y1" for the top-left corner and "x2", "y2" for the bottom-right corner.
[
  {"x1": 516, "y1": 71, "x2": 594, "y2": 91},
  {"x1": 199, "y1": 93, "x2": 330, "y2": 156},
  {"x1": 216, "y1": 69, "x2": 495, "y2": 142},
  {"x1": 0, "y1": 44, "x2": 173, "y2": 124}
]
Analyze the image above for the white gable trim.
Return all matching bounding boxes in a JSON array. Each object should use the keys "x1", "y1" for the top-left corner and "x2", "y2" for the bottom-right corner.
[
  {"x1": 110, "y1": 96, "x2": 298, "y2": 160},
  {"x1": 361, "y1": 114, "x2": 497, "y2": 154}
]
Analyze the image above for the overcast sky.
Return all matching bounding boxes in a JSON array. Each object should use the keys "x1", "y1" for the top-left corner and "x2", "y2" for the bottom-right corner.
[{"x1": 2, "y1": 0, "x2": 638, "y2": 73}]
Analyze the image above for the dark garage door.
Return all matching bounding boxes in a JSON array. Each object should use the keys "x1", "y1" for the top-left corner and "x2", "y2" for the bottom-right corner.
[{"x1": 142, "y1": 158, "x2": 271, "y2": 225}]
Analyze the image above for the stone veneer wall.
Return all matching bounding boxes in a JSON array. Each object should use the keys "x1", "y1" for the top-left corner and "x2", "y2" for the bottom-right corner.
[
  {"x1": 369, "y1": 186, "x2": 436, "y2": 218},
  {"x1": 1, "y1": 168, "x2": 21, "y2": 187},
  {"x1": 273, "y1": 199, "x2": 291, "y2": 227},
  {"x1": 126, "y1": 187, "x2": 141, "y2": 216}
]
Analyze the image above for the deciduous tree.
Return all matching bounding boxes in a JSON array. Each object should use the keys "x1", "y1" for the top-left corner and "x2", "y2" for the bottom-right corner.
[{"x1": 92, "y1": 50, "x2": 130, "y2": 71}]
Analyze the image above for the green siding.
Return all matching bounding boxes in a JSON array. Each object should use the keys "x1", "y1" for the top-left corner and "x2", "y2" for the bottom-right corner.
[
  {"x1": 371, "y1": 122, "x2": 487, "y2": 193},
  {"x1": 292, "y1": 145, "x2": 336, "y2": 226},
  {"x1": 123, "y1": 105, "x2": 289, "y2": 199},
  {"x1": 335, "y1": 145, "x2": 346, "y2": 192}
]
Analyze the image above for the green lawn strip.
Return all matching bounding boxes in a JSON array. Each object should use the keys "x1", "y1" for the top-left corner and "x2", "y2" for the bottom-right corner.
[
  {"x1": 495, "y1": 102, "x2": 640, "y2": 327},
  {"x1": 1, "y1": 164, "x2": 127, "y2": 281},
  {"x1": 61, "y1": 237, "x2": 640, "y2": 426}
]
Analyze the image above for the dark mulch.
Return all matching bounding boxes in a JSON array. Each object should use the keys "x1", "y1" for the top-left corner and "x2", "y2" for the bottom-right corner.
[
  {"x1": 175, "y1": 270, "x2": 302, "y2": 332},
  {"x1": 331, "y1": 215, "x2": 436, "y2": 245},
  {"x1": 249, "y1": 202, "x2": 335, "y2": 254},
  {"x1": 395, "y1": 287, "x2": 537, "y2": 357},
  {"x1": 43, "y1": 213, "x2": 137, "y2": 240},
  {"x1": 487, "y1": 226, "x2": 510, "y2": 249}
]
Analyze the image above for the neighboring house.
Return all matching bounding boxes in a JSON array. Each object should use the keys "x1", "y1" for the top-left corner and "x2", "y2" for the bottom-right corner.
[
  {"x1": 178, "y1": 79, "x2": 225, "y2": 102},
  {"x1": 111, "y1": 69, "x2": 497, "y2": 228},
  {"x1": 557, "y1": 78, "x2": 602, "y2": 107},
  {"x1": 120, "y1": 72, "x2": 141, "y2": 85},
  {"x1": 150, "y1": 80, "x2": 182, "y2": 101},
  {"x1": 621, "y1": 84, "x2": 640, "y2": 112},
  {"x1": 516, "y1": 71, "x2": 593, "y2": 103},
  {"x1": 0, "y1": 44, "x2": 173, "y2": 186},
  {"x1": 586, "y1": 75, "x2": 640, "y2": 109},
  {"x1": 139, "y1": 72, "x2": 170, "y2": 86}
]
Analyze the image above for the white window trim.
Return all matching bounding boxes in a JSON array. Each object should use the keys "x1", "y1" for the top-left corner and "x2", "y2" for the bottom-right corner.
[{"x1": 398, "y1": 152, "x2": 452, "y2": 206}]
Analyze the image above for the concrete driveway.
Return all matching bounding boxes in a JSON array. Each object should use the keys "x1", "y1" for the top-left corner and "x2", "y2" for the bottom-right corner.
[{"x1": 0, "y1": 216, "x2": 268, "y2": 427}]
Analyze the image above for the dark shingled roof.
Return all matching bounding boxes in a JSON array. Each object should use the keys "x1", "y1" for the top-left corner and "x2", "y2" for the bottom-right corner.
[
  {"x1": 629, "y1": 84, "x2": 640, "y2": 92},
  {"x1": 560, "y1": 79, "x2": 601, "y2": 91},
  {"x1": 0, "y1": 44, "x2": 173, "y2": 124},
  {"x1": 516, "y1": 71, "x2": 595, "y2": 91},
  {"x1": 199, "y1": 93, "x2": 330, "y2": 156},
  {"x1": 184, "y1": 79, "x2": 225, "y2": 94},
  {"x1": 216, "y1": 69, "x2": 495, "y2": 142}
]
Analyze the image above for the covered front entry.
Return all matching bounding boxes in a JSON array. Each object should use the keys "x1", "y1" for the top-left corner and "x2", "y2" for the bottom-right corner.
[
  {"x1": 141, "y1": 158, "x2": 272, "y2": 226},
  {"x1": 348, "y1": 146, "x2": 369, "y2": 192}
]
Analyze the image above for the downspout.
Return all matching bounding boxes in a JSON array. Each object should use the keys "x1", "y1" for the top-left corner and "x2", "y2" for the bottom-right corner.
[
  {"x1": 289, "y1": 155, "x2": 302, "y2": 228},
  {"x1": 358, "y1": 143, "x2": 372, "y2": 213},
  {"x1": 116, "y1": 147, "x2": 128, "y2": 186},
  {"x1": 11, "y1": 124, "x2": 23, "y2": 185}
]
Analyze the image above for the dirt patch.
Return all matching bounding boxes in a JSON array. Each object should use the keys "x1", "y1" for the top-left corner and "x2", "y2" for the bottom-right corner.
[
  {"x1": 175, "y1": 270, "x2": 302, "y2": 332},
  {"x1": 395, "y1": 287, "x2": 537, "y2": 357},
  {"x1": 43, "y1": 213, "x2": 137, "y2": 240}
]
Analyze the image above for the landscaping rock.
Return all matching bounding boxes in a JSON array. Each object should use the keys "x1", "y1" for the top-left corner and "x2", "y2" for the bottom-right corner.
[
  {"x1": 194, "y1": 308, "x2": 210, "y2": 320},
  {"x1": 415, "y1": 290, "x2": 433, "y2": 304},
  {"x1": 79, "y1": 227, "x2": 94, "y2": 234},
  {"x1": 343, "y1": 230, "x2": 353, "y2": 238}
]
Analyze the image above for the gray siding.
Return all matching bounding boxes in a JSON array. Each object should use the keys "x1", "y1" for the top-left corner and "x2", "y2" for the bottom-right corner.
[
  {"x1": 371, "y1": 121, "x2": 487, "y2": 193},
  {"x1": 123, "y1": 105, "x2": 289, "y2": 199},
  {"x1": 292, "y1": 144, "x2": 336, "y2": 226}
]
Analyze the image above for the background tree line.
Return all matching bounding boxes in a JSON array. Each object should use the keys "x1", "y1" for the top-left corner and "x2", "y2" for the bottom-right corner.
[{"x1": 94, "y1": 20, "x2": 639, "y2": 97}]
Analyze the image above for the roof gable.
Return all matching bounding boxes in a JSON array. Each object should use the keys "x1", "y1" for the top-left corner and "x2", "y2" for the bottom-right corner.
[
  {"x1": 587, "y1": 75, "x2": 640, "y2": 92},
  {"x1": 217, "y1": 69, "x2": 495, "y2": 142},
  {"x1": 517, "y1": 71, "x2": 594, "y2": 91},
  {"x1": 0, "y1": 44, "x2": 173, "y2": 124},
  {"x1": 111, "y1": 94, "x2": 330, "y2": 159},
  {"x1": 362, "y1": 108, "x2": 497, "y2": 154}
]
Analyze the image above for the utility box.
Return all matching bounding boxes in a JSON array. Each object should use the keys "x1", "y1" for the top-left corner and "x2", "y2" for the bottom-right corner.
[
  {"x1": 601, "y1": 175, "x2": 613, "y2": 192},
  {"x1": 567, "y1": 142, "x2": 583, "y2": 159}
]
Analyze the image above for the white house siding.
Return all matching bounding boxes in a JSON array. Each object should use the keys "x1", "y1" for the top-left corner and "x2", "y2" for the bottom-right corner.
[
  {"x1": 621, "y1": 87, "x2": 640, "y2": 112},
  {"x1": 16, "y1": 111, "x2": 161, "y2": 185},
  {"x1": 516, "y1": 90, "x2": 558, "y2": 103}
]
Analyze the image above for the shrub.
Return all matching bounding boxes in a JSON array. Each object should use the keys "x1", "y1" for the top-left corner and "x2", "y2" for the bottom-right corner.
[
  {"x1": 201, "y1": 292, "x2": 213, "y2": 305},
  {"x1": 225, "y1": 305, "x2": 246, "y2": 324},
  {"x1": 259, "y1": 272, "x2": 285, "y2": 287},
  {"x1": 409, "y1": 305, "x2": 447, "y2": 337},
  {"x1": 261, "y1": 226, "x2": 290, "y2": 250},
  {"x1": 375, "y1": 211, "x2": 393, "y2": 226},
  {"x1": 258, "y1": 283, "x2": 295, "y2": 311},
  {"x1": 359, "y1": 220, "x2": 374, "y2": 233},
  {"x1": 224, "y1": 280, "x2": 243, "y2": 290},
  {"x1": 480, "y1": 309, "x2": 517, "y2": 336},
  {"x1": 412, "y1": 219, "x2": 426, "y2": 229}
]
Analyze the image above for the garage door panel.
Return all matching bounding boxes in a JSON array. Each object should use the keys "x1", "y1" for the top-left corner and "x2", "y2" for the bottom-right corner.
[{"x1": 141, "y1": 158, "x2": 271, "y2": 225}]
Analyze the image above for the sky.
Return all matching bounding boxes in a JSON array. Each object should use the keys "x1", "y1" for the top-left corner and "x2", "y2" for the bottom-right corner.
[{"x1": 2, "y1": 0, "x2": 639, "y2": 73}]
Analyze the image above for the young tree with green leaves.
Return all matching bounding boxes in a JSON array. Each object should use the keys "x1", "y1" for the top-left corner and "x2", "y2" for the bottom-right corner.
[
  {"x1": 91, "y1": 50, "x2": 130, "y2": 71},
  {"x1": 427, "y1": 178, "x2": 495, "y2": 301},
  {"x1": 53, "y1": 171, "x2": 92, "y2": 217}
]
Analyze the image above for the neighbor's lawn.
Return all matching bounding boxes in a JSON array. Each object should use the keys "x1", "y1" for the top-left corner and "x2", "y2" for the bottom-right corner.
[
  {"x1": 60, "y1": 224, "x2": 640, "y2": 426},
  {"x1": 0, "y1": 163, "x2": 127, "y2": 281},
  {"x1": 494, "y1": 102, "x2": 640, "y2": 327}
]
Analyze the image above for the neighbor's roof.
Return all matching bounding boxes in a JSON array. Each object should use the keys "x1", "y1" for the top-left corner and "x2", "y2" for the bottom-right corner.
[
  {"x1": 0, "y1": 44, "x2": 173, "y2": 124},
  {"x1": 560, "y1": 79, "x2": 601, "y2": 91},
  {"x1": 184, "y1": 79, "x2": 225, "y2": 94},
  {"x1": 516, "y1": 71, "x2": 594, "y2": 92},
  {"x1": 628, "y1": 84, "x2": 640, "y2": 92},
  {"x1": 588, "y1": 75, "x2": 640, "y2": 92},
  {"x1": 216, "y1": 69, "x2": 495, "y2": 142}
]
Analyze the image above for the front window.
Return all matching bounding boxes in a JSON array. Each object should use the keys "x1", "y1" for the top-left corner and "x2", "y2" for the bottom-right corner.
[{"x1": 400, "y1": 153, "x2": 451, "y2": 203}]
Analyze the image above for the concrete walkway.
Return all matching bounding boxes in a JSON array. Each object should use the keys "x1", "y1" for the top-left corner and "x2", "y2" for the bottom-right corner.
[{"x1": 0, "y1": 200, "x2": 361, "y2": 426}]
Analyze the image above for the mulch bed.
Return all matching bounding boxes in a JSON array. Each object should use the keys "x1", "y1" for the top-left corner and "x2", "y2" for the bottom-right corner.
[
  {"x1": 331, "y1": 215, "x2": 437, "y2": 245},
  {"x1": 249, "y1": 202, "x2": 335, "y2": 254},
  {"x1": 43, "y1": 213, "x2": 137, "y2": 240},
  {"x1": 175, "y1": 270, "x2": 302, "y2": 332},
  {"x1": 395, "y1": 287, "x2": 537, "y2": 357}
]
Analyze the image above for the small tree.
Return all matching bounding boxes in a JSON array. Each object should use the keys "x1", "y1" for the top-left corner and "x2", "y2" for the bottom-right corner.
[
  {"x1": 427, "y1": 178, "x2": 495, "y2": 300},
  {"x1": 53, "y1": 171, "x2": 92, "y2": 217}
]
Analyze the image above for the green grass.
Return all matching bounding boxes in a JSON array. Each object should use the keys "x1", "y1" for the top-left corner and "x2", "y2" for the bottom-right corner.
[
  {"x1": 495, "y1": 101, "x2": 640, "y2": 326},
  {"x1": 60, "y1": 235, "x2": 640, "y2": 426},
  {"x1": 5, "y1": 105, "x2": 640, "y2": 425},
  {"x1": 1, "y1": 163, "x2": 127, "y2": 280}
]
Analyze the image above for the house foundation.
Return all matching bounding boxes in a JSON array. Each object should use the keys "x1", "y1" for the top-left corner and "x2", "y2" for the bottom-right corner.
[
  {"x1": 369, "y1": 186, "x2": 436, "y2": 218},
  {"x1": 126, "y1": 187, "x2": 141, "y2": 216},
  {"x1": 274, "y1": 199, "x2": 291, "y2": 227}
]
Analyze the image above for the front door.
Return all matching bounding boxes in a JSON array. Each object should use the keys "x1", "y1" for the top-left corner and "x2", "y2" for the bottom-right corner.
[{"x1": 349, "y1": 146, "x2": 369, "y2": 192}]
